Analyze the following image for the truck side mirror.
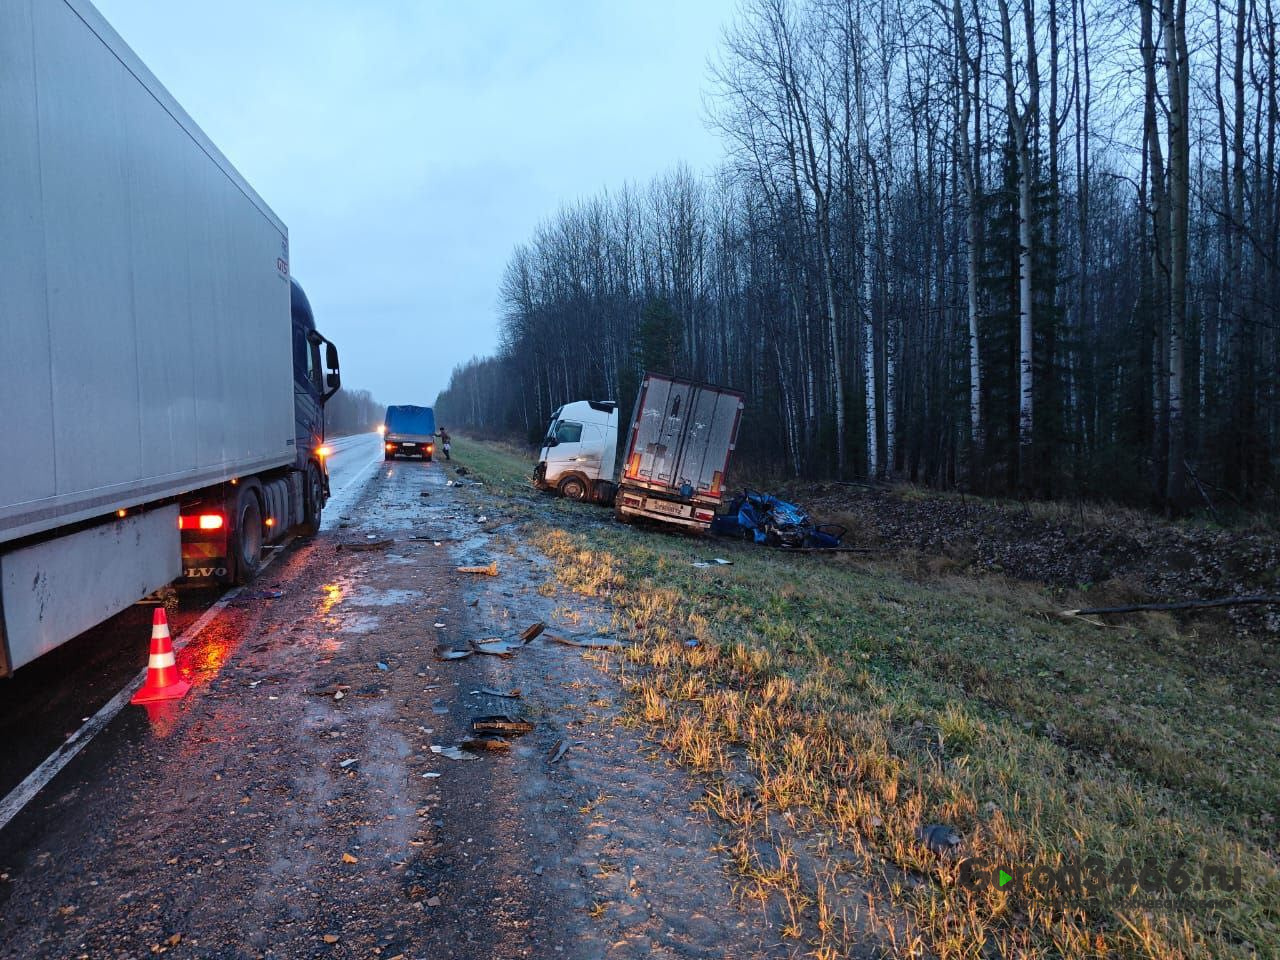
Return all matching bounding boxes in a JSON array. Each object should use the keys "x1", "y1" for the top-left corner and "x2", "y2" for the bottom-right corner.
[
  {"x1": 325, "y1": 342, "x2": 339, "y2": 371},
  {"x1": 327, "y1": 372, "x2": 341, "y2": 389}
]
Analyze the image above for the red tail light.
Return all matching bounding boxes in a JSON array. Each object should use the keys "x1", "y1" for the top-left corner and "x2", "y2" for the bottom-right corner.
[
  {"x1": 710, "y1": 471, "x2": 723, "y2": 496},
  {"x1": 179, "y1": 513, "x2": 225, "y2": 531},
  {"x1": 626, "y1": 453, "x2": 641, "y2": 477}
]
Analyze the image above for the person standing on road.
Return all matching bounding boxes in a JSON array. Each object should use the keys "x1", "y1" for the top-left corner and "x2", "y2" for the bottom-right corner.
[{"x1": 437, "y1": 428, "x2": 451, "y2": 460}]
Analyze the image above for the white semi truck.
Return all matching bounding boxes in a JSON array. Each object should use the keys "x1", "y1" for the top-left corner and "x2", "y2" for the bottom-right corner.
[
  {"x1": 0, "y1": 0, "x2": 341, "y2": 676},
  {"x1": 534, "y1": 373, "x2": 744, "y2": 532}
]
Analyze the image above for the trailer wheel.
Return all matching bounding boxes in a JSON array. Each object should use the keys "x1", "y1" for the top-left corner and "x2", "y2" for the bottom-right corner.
[
  {"x1": 559, "y1": 475, "x2": 589, "y2": 502},
  {"x1": 300, "y1": 462, "x2": 324, "y2": 536},
  {"x1": 229, "y1": 488, "x2": 263, "y2": 584}
]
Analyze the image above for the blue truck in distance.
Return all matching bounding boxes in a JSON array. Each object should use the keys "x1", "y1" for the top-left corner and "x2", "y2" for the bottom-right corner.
[{"x1": 383, "y1": 406, "x2": 437, "y2": 461}]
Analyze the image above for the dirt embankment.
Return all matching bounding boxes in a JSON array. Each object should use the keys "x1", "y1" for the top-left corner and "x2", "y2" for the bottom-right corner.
[{"x1": 797, "y1": 483, "x2": 1280, "y2": 631}]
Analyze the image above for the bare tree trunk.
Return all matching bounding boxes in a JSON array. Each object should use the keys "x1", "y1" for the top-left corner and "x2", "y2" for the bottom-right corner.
[
  {"x1": 955, "y1": 0, "x2": 984, "y2": 484},
  {"x1": 998, "y1": 0, "x2": 1039, "y2": 491},
  {"x1": 1163, "y1": 0, "x2": 1190, "y2": 505}
]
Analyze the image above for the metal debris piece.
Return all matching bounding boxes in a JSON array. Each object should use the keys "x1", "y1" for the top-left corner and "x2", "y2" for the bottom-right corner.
[
  {"x1": 456, "y1": 562, "x2": 499, "y2": 576},
  {"x1": 461, "y1": 735, "x2": 511, "y2": 752},
  {"x1": 376, "y1": 661, "x2": 389, "y2": 671},
  {"x1": 548, "y1": 740, "x2": 570, "y2": 764},
  {"x1": 469, "y1": 688, "x2": 522, "y2": 699},
  {"x1": 431, "y1": 700, "x2": 449, "y2": 715},
  {"x1": 469, "y1": 638, "x2": 523, "y2": 657},
  {"x1": 471, "y1": 715, "x2": 534, "y2": 737},
  {"x1": 714, "y1": 558, "x2": 732, "y2": 565},
  {"x1": 519, "y1": 621, "x2": 546, "y2": 643},
  {"x1": 430, "y1": 744, "x2": 479, "y2": 761},
  {"x1": 915, "y1": 823, "x2": 961, "y2": 854},
  {"x1": 339, "y1": 758, "x2": 359, "y2": 768},
  {"x1": 338, "y1": 539, "x2": 393, "y2": 552},
  {"x1": 434, "y1": 646, "x2": 472, "y2": 661},
  {"x1": 548, "y1": 633, "x2": 630, "y2": 651},
  {"x1": 692, "y1": 561, "x2": 712, "y2": 568},
  {"x1": 423, "y1": 772, "x2": 442, "y2": 779}
]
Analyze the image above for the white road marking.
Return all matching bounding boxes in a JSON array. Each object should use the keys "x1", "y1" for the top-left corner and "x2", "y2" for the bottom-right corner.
[{"x1": 0, "y1": 550, "x2": 286, "y2": 834}]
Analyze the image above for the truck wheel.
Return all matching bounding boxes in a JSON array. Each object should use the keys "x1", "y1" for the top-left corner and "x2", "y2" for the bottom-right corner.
[
  {"x1": 300, "y1": 462, "x2": 324, "y2": 536},
  {"x1": 559, "y1": 476, "x2": 589, "y2": 502},
  {"x1": 229, "y1": 488, "x2": 263, "y2": 584}
]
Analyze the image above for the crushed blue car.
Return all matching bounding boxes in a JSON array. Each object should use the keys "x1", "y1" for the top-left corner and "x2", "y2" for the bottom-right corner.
[{"x1": 710, "y1": 491, "x2": 846, "y2": 548}]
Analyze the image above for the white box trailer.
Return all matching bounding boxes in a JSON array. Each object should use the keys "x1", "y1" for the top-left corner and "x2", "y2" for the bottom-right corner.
[
  {"x1": 533, "y1": 374, "x2": 744, "y2": 532},
  {"x1": 0, "y1": 0, "x2": 341, "y2": 675}
]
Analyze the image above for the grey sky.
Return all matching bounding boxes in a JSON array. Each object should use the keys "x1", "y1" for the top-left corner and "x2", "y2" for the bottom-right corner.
[{"x1": 92, "y1": 0, "x2": 736, "y2": 410}]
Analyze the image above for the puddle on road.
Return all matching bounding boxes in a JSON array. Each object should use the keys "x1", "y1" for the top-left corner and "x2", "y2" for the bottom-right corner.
[
  {"x1": 344, "y1": 586, "x2": 422, "y2": 608},
  {"x1": 331, "y1": 613, "x2": 381, "y2": 634}
]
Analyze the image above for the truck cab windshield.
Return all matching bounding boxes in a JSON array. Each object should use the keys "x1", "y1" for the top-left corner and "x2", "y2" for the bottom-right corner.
[{"x1": 551, "y1": 421, "x2": 583, "y2": 444}]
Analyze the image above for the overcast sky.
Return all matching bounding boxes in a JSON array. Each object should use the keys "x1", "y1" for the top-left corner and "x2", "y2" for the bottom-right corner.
[{"x1": 93, "y1": 0, "x2": 735, "y2": 408}]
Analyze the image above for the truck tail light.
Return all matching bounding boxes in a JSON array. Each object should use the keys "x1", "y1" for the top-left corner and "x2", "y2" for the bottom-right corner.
[
  {"x1": 179, "y1": 513, "x2": 225, "y2": 531},
  {"x1": 626, "y1": 453, "x2": 641, "y2": 477},
  {"x1": 386, "y1": 443, "x2": 395, "y2": 451},
  {"x1": 694, "y1": 508, "x2": 714, "y2": 522},
  {"x1": 710, "y1": 471, "x2": 723, "y2": 496}
]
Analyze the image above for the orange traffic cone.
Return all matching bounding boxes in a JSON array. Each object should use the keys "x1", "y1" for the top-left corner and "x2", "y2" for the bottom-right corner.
[{"x1": 131, "y1": 608, "x2": 191, "y2": 704}]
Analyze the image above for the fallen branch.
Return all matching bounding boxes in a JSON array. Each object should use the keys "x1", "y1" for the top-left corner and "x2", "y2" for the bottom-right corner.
[{"x1": 1061, "y1": 595, "x2": 1280, "y2": 617}]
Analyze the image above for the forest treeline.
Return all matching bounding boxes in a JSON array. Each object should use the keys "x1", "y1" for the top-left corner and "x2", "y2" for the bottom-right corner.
[
  {"x1": 326, "y1": 388, "x2": 385, "y2": 437},
  {"x1": 436, "y1": 0, "x2": 1280, "y2": 507}
]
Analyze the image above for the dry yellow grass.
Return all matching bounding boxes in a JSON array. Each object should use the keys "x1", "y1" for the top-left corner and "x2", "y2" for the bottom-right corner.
[{"x1": 459, "y1": 439, "x2": 1280, "y2": 959}]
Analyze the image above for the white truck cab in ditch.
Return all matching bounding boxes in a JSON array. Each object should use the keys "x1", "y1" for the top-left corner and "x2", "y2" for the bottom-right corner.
[{"x1": 534, "y1": 401, "x2": 619, "y2": 502}]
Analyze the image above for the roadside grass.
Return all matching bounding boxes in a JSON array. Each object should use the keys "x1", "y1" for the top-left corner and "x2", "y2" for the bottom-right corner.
[{"x1": 457, "y1": 439, "x2": 1280, "y2": 958}]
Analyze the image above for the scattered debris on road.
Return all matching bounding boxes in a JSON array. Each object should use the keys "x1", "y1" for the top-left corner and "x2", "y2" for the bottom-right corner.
[
  {"x1": 457, "y1": 561, "x2": 499, "y2": 576},
  {"x1": 434, "y1": 646, "x2": 472, "y2": 661},
  {"x1": 471, "y1": 715, "x2": 534, "y2": 737},
  {"x1": 338, "y1": 539, "x2": 394, "y2": 552},
  {"x1": 519, "y1": 621, "x2": 546, "y2": 642},
  {"x1": 470, "y1": 687, "x2": 522, "y2": 699},
  {"x1": 548, "y1": 633, "x2": 630, "y2": 650},
  {"x1": 469, "y1": 637, "x2": 524, "y2": 657},
  {"x1": 430, "y1": 744, "x2": 479, "y2": 761},
  {"x1": 461, "y1": 735, "x2": 510, "y2": 752},
  {"x1": 548, "y1": 740, "x2": 570, "y2": 764}
]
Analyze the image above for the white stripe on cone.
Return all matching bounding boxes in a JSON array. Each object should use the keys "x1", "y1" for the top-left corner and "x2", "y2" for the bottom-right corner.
[
  {"x1": 148, "y1": 651, "x2": 176, "y2": 669},
  {"x1": 152, "y1": 623, "x2": 170, "y2": 640}
]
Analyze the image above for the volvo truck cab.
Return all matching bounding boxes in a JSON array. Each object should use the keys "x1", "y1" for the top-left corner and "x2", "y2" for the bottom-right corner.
[{"x1": 534, "y1": 401, "x2": 618, "y2": 502}]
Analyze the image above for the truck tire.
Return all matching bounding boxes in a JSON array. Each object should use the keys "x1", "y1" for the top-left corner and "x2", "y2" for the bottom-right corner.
[
  {"x1": 559, "y1": 475, "x2": 588, "y2": 502},
  {"x1": 300, "y1": 461, "x2": 324, "y2": 536},
  {"x1": 229, "y1": 487, "x2": 263, "y2": 584}
]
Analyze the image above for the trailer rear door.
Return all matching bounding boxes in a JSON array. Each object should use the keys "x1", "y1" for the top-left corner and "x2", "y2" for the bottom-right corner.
[{"x1": 622, "y1": 374, "x2": 743, "y2": 501}]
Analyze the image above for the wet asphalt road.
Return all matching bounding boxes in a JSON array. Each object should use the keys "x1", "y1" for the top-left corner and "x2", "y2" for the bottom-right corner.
[{"x1": 0, "y1": 439, "x2": 780, "y2": 959}]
